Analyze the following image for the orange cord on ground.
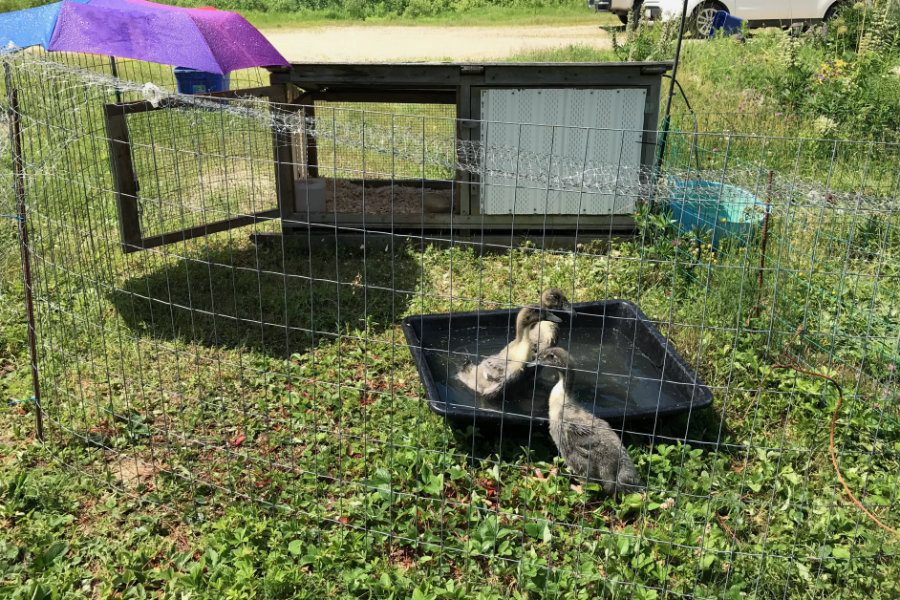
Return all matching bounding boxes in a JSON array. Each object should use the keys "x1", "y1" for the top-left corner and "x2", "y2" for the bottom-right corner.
[
  {"x1": 767, "y1": 362, "x2": 899, "y2": 537},
  {"x1": 751, "y1": 326, "x2": 898, "y2": 536}
]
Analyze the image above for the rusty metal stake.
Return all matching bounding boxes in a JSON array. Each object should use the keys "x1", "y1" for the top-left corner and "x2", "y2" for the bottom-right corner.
[
  {"x1": 8, "y1": 87, "x2": 43, "y2": 441},
  {"x1": 747, "y1": 170, "x2": 773, "y2": 327}
]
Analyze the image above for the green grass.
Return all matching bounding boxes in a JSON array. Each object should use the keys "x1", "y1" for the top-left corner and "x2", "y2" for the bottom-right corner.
[{"x1": 2, "y1": 11, "x2": 900, "y2": 599}]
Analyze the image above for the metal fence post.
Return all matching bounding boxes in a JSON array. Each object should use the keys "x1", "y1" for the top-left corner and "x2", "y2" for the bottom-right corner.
[{"x1": 7, "y1": 85, "x2": 44, "y2": 442}]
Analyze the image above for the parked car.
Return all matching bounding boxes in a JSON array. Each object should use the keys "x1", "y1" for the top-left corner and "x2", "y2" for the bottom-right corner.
[
  {"x1": 642, "y1": 0, "x2": 846, "y2": 35},
  {"x1": 588, "y1": 0, "x2": 644, "y2": 25}
]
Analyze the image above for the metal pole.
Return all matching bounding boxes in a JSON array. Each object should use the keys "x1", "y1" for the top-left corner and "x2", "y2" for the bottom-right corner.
[
  {"x1": 655, "y1": 0, "x2": 691, "y2": 172},
  {"x1": 9, "y1": 88, "x2": 44, "y2": 441},
  {"x1": 110, "y1": 57, "x2": 122, "y2": 103}
]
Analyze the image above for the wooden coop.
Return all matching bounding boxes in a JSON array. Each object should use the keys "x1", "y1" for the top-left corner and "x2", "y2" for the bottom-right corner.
[{"x1": 105, "y1": 62, "x2": 672, "y2": 252}]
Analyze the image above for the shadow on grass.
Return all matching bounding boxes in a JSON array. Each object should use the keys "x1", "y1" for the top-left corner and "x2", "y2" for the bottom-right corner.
[
  {"x1": 109, "y1": 236, "x2": 422, "y2": 357},
  {"x1": 628, "y1": 406, "x2": 736, "y2": 453}
]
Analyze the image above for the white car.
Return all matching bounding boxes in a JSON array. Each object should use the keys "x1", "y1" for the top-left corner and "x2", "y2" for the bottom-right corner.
[
  {"x1": 588, "y1": 0, "x2": 643, "y2": 25},
  {"x1": 643, "y1": 0, "x2": 846, "y2": 35}
]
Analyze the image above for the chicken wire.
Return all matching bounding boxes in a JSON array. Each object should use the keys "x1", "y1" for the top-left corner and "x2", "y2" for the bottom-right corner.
[{"x1": 2, "y1": 50, "x2": 899, "y2": 599}]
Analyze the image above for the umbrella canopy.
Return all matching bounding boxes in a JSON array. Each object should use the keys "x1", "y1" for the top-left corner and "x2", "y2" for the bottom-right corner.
[
  {"x1": 1, "y1": 0, "x2": 288, "y2": 75},
  {"x1": 0, "y1": 0, "x2": 89, "y2": 51}
]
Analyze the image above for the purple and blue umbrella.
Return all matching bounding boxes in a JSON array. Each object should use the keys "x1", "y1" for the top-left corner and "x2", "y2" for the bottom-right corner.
[{"x1": 0, "y1": 0, "x2": 289, "y2": 75}]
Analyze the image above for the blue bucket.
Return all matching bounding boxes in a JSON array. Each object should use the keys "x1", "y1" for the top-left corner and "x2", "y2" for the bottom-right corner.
[
  {"x1": 667, "y1": 179, "x2": 766, "y2": 248},
  {"x1": 708, "y1": 10, "x2": 743, "y2": 37},
  {"x1": 173, "y1": 67, "x2": 230, "y2": 95}
]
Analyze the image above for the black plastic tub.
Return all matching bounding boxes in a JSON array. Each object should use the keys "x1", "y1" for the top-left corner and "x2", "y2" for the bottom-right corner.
[{"x1": 401, "y1": 300, "x2": 712, "y2": 428}]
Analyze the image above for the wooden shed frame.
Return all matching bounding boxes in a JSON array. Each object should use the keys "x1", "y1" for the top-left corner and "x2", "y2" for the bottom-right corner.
[
  {"x1": 104, "y1": 62, "x2": 671, "y2": 252},
  {"x1": 275, "y1": 62, "x2": 671, "y2": 238}
]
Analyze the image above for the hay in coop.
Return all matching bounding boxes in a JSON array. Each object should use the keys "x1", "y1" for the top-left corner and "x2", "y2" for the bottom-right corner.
[{"x1": 323, "y1": 179, "x2": 455, "y2": 215}]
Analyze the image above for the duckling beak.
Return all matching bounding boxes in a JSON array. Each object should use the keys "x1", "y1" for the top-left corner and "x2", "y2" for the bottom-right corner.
[{"x1": 544, "y1": 311, "x2": 563, "y2": 323}]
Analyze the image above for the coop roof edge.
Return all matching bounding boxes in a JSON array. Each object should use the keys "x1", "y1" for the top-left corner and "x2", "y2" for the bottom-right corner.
[{"x1": 272, "y1": 61, "x2": 673, "y2": 86}]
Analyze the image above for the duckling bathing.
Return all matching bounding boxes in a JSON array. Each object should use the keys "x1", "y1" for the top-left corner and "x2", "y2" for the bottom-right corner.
[
  {"x1": 528, "y1": 288, "x2": 574, "y2": 355},
  {"x1": 454, "y1": 306, "x2": 561, "y2": 402},
  {"x1": 536, "y1": 347, "x2": 642, "y2": 496}
]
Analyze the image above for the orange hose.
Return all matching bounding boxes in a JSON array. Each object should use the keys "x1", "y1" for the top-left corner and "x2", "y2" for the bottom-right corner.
[{"x1": 771, "y1": 363, "x2": 899, "y2": 537}]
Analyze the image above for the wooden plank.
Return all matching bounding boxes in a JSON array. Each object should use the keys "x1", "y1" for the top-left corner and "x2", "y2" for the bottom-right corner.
[
  {"x1": 132, "y1": 209, "x2": 281, "y2": 253},
  {"x1": 103, "y1": 105, "x2": 142, "y2": 251},
  {"x1": 642, "y1": 76, "x2": 663, "y2": 181},
  {"x1": 300, "y1": 93, "x2": 319, "y2": 179},
  {"x1": 281, "y1": 212, "x2": 635, "y2": 230},
  {"x1": 482, "y1": 65, "x2": 659, "y2": 85},
  {"x1": 288, "y1": 63, "x2": 462, "y2": 86},
  {"x1": 269, "y1": 83, "x2": 299, "y2": 227},
  {"x1": 103, "y1": 85, "x2": 281, "y2": 116},
  {"x1": 310, "y1": 90, "x2": 457, "y2": 104},
  {"x1": 254, "y1": 231, "x2": 633, "y2": 254},
  {"x1": 286, "y1": 62, "x2": 671, "y2": 87}
]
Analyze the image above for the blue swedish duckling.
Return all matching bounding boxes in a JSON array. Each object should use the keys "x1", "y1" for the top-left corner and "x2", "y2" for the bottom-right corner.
[
  {"x1": 537, "y1": 347, "x2": 642, "y2": 496},
  {"x1": 528, "y1": 288, "x2": 575, "y2": 355},
  {"x1": 454, "y1": 306, "x2": 561, "y2": 401}
]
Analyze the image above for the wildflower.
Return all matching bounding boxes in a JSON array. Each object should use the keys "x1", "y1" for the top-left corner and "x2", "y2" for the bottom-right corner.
[
  {"x1": 775, "y1": 112, "x2": 783, "y2": 116},
  {"x1": 720, "y1": 218, "x2": 727, "y2": 223},
  {"x1": 712, "y1": 148, "x2": 718, "y2": 152},
  {"x1": 812, "y1": 116, "x2": 837, "y2": 136},
  {"x1": 890, "y1": 364, "x2": 896, "y2": 372}
]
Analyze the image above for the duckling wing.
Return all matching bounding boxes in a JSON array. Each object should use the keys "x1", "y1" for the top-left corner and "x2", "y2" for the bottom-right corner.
[
  {"x1": 454, "y1": 351, "x2": 530, "y2": 398},
  {"x1": 453, "y1": 362, "x2": 480, "y2": 391},
  {"x1": 557, "y1": 415, "x2": 640, "y2": 494}
]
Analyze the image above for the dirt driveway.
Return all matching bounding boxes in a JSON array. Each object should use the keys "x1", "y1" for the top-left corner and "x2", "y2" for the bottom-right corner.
[{"x1": 263, "y1": 24, "x2": 611, "y2": 62}]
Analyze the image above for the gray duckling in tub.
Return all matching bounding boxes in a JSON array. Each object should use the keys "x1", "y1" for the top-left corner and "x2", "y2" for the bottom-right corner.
[
  {"x1": 454, "y1": 306, "x2": 561, "y2": 402},
  {"x1": 536, "y1": 346, "x2": 642, "y2": 496},
  {"x1": 528, "y1": 288, "x2": 575, "y2": 355}
]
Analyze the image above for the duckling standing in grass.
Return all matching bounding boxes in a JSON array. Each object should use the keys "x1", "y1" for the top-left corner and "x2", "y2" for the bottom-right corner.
[
  {"x1": 528, "y1": 288, "x2": 575, "y2": 355},
  {"x1": 536, "y1": 347, "x2": 642, "y2": 496},
  {"x1": 454, "y1": 306, "x2": 561, "y2": 401}
]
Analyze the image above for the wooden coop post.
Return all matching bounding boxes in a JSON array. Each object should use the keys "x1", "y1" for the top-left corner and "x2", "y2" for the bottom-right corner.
[
  {"x1": 456, "y1": 65, "x2": 485, "y2": 217},
  {"x1": 296, "y1": 92, "x2": 319, "y2": 180},
  {"x1": 269, "y1": 82, "x2": 300, "y2": 225},
  {"x1": 103, "y1": 104, "x2": 142, "y2": 252}
]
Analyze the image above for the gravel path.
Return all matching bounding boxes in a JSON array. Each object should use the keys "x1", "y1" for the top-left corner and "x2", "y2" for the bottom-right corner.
[{"x1": 263, "y1": 24, "x2": 611, "y2": 62}]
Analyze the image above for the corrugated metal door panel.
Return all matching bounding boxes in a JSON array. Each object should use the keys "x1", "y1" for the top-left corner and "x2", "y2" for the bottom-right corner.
[{"x1": 480, "y1": 88, "x2": 646, "y2": 216}]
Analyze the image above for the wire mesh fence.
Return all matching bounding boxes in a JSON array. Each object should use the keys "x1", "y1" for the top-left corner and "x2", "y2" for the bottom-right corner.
[{"x1": 2, "y1": 49, "x2": 899, "y2": 598}]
